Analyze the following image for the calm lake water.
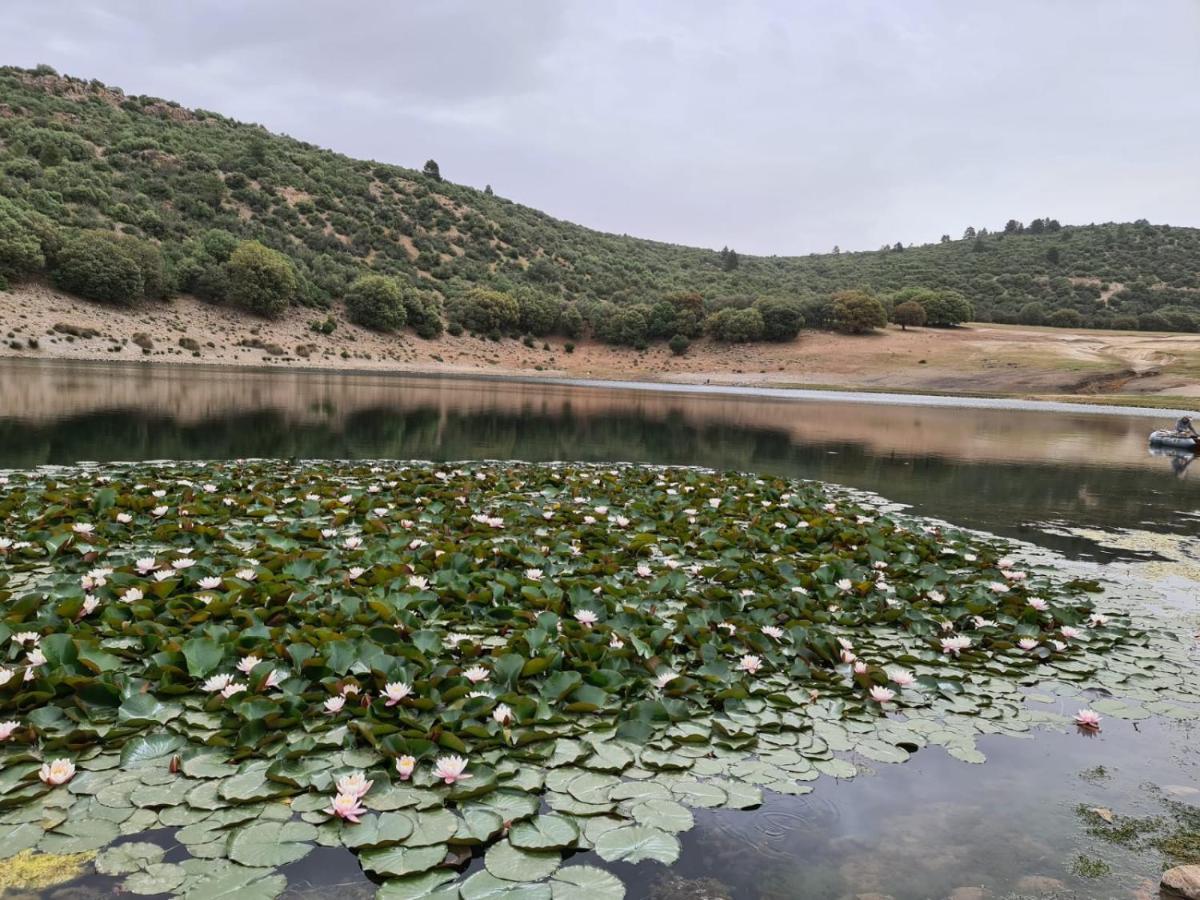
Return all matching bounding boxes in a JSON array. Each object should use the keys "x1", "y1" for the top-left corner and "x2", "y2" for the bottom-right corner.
[{"x1": 2, "y1": 358, "x2": 1199, "y2": 900}]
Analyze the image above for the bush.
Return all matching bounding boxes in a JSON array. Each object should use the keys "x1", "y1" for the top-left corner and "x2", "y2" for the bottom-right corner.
[
  {"x1": 704, "y1": 306, "x2": 765, "y2": 342},
  {"x1": 922, "y1": 290, "x2": 973, "y2": 327},
  {"x1": 596, "y1": 305, "x2": 650, "y2": 346},
  {"x1": 668, "y1": 333, "x2": 691, "y2": 355},
  {"x1": 404, "y1": 290, "x2": 444, "y2": 338},
  {"x1": 345, "y1": 274, "x2": 407, "y2": 332},
  {"x1": 754, "y1": 297, "x2": 806, "y2": 341},
  {"x1": 515, "y1": 288, "x2": 561, "y2": 336},
  {"x1": 893, "y1": 301, "x2": 927, "y2": 330},
  {"x1": 1047, "y1": 308, "x2": 1084, "y2": 328},
  {"x1": 447, "y1": 288, "x2": 520, "y2": 334},
  {"x1": 559, "y1": 304, "x2": 584, "y2": 339},
  {"x1": 51, "y1": 230, "x2": 144, "y2": 305},
  {"x1": 830, "y1": 291, "x2": 887, "y2": 334},
  {"x1": 446, "y1": 321, "x2": 464, "y2": 337},
  {"x1": 225, "y1": 241, "x2": 298, "y2": 317},
  {"x1": 564, "y1": 342, "x2": 575, "y2": 353},
  {"x1": 1018, "y1": 302, "x2": 1048, "y2": 326},
  {"x1": 1138, "y1": 312, "x2": 1171, "y2": 332},
  {"x1": 0, "y1": 198, "x2": 48, "y2": 280}
]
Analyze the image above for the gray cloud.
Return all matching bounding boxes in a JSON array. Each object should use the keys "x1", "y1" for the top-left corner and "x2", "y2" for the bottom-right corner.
[{"x1": 3, "y1": 1, "x2": 1198, "y2": 254}]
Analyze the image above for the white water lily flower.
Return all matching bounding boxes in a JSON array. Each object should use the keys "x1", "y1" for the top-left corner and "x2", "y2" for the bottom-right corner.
[
  {"x1": 235, "y1": 568, "x2": 257, "y2": 581},
  {"x1": 237, "y1": 655, "x2": 261, "y2": 674},
  {"x1": 26, "y1": 649, "x2": 45, "y2": 667},
  {"x1": 524, "y1": 568, "x2": 543, "y2": 581},
  {"x1": 0, "y1": 668, "x2": 13, "y2": 687},
  {"x1": 928, "y1": 590, "x2": 946, "y2": 604},
  {"x1": 341, "y1": 684, "x2": 360, "y2": 696},
  {"x1": 575, "y1": 610, "x2": 598, "y2": 627},
  {"x1": 116, "y1": 512, "x2": 133, "y2": 523},
  {"x1": 0, "y1": 721, "x2": 18, "y2": 741},
  {"x1": 493, "y1": 703, "x2": 513, "y2": 725},
  {"x1": 81, "y1": 595, "x2": 99, "y2": 616},
  {"x1": 1089, "y1": 613, "x2": 1108, "y2": 627},
  {"x1": 761, "y1": 625, "x2": 784, "y2": 640},
  {"x1": 869, "y1": 686, "x2": 895, "y2": 704},
  {"x1": 432, "y1": 755, "x2": 472, "y2": 784},
  {"x1": 383, "y1": 682, "x2": 412, "y2": 706},
  {"x1": 202, "y1": 673, "x2": 235, "y2": 693},
  {"x1": 39, "y1": 758, "x2": 75, "y2": 785},
  {"x1": 336, "y1": 772, "x2": 373, "y2": 799},
  {"x1": 153, "y1": 569, "x2": 176, "y2": 582},
  {"x1": 1017, "y1": 638, "x2": 1039, "y2": 651},
  {"x1": 151, "y1": 506, "x2": 169, "y2": 517},
  {"x1": 408, "y1": 576, "x2": 428, "y2": 590},
  {"x1": 220, "y1": 682, "x2": 247, "y2": 699},
  {"x1": 135, "y1": 558, "x2": 158, "y2": 574},
  {"x1": 263, "y1": 669, "x2": 285, "y2": 690},
  {"x1": 654, "y1": 671, "x2": 679, "y2": 690},
  {"x1": 836, "y1": 578, "x2": 853, "y2": 592},
  {"x1": 198, "y1": 576, "x2": 222, "y2": 590},
  {"x1": 636, "y1": 564, "x2": 652, "y2": 578},
  {"x1": 173, "y1": 557, "x2": 196, "y2": 569},
  {"x1": 348, "y1": 567, "x2": 366, "y2": 580},
  {"x1": 324, "y1": 696, "x2": 346, "y2": 714},
  {"x1": 343, "y1": 537, "x2": 362, "y2": 549},
  {"x1": 1060, "y1": 626, "x2": 1082, "y2": 640},
  {"x1": 463, "y1": 666, "x2": 489, "y2": 684},
  {"x1": 887, "y1": 668, "x2": 915, "y2": 687},
  {"x1": 609, "y1": 635, "x2": 625, "y2": 649},
  {"x1": 941, "y1": 635, "x2": 972, "y2": 656},
  {"x1": 71, "y1": 523, "x2": 94, "y2": 535},
  {"x1": 1028, "y1": 597, "x2": 1049, "y2": 611},
  {"x1": 13, "y1": 632, "x2": 39, "y2": 646}
]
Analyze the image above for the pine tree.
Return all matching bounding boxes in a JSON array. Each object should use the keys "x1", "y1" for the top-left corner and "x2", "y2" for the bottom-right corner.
[{"x1": 423, "y1": 159, "x2": 441, "y2": 182}]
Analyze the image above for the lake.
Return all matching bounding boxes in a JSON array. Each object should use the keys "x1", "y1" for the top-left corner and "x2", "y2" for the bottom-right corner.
[{"x1": 2, "y1": 357, "x2": 1199, "y2": 900}]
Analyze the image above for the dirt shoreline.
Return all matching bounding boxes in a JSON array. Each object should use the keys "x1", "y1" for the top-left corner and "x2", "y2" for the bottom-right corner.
[{"x1": 3, "y1": 282, "x2": 1200, "y2": 415}]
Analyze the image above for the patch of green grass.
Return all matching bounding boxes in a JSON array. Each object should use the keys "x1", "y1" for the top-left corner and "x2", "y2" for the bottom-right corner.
[{"x1": 1071, "y1": 854, "x2": 1112, "y2": 878}]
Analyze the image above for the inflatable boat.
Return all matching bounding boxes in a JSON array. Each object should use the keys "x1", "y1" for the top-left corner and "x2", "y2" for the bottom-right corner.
[{"x1": 1149, "y1": 430, "x2": 1200, "y2": 451}]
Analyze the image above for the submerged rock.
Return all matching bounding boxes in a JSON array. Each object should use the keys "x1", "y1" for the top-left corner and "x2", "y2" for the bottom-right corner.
[
  {"x1": 647, "y1": 873, "x2": 734, "y2": 900},
  {"x1": 1162, "y1": 865, "x2": 1200, "y2": 899}
]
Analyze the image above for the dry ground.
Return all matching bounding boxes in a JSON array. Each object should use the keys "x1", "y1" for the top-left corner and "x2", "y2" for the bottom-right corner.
[{"x1": 4, "y1": 282, "x2": 1200, "y2": 402}]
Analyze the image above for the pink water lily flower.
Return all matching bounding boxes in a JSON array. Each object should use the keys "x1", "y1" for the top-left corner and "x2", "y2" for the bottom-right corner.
[
  {"x1": 39, "y1": 758, "x2": 75, "y2": 785},
  {"x1": 761, "y1": 625, "x2": 784, "y2": 640},
  {"x1": 887, "y1": 668, "x2": 915, "y2": 688},
  {"x1": 0, "y1": 721, "x2": 19, "y2": 741},
  {"x1": 869, "y1": 686, "x2": 896, "y2": 703},
  {"x1": 432, "y1": 754, "x2": 472, "y2": 784},
  {"x1": 1017, "y1": 638, "x2": 1039, "y2": 651},
  {"x1": 335, "y1": 772, "x2": 373, "y2": 799},
  {"x1": 575, "y1": 610, "x2": 598, "y2": 627},
  {"x1": 326, "y1": 792, "x2": 367, "y2": 823},
  {"x1": 941, "y1": 635, "x2": 972, "y2": 656},
  {"x1": 1060, "y1": 626, "x2": 1081, "y2": 640},
  {"x1": 324, "y1": 696, "x2": 345, "y2": 714},
  {"x1": 383, "y1": 682, "x2": 412, "y2": 706},
  {"x1": 1075, "y1": 709, "x2": 1102, "y2": 731},
  {"x1": 738, "y1": 655, "x2": 763, "y2": 674},
  {"x1": 395, "y1": 755, "x2": 416, "y2": 780},
  {"x1": 1028, "y1": 598, "x2": 1049, "y2": 612}
]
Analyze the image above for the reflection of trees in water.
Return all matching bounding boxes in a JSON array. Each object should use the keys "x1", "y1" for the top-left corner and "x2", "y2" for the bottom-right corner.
[{"x1": 1, "y1": 403, "x2": 1194, "y2": 555}]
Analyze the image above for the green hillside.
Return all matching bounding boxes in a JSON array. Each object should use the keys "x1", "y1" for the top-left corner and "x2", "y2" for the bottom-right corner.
[{"x1": 2, "y1": 65, "x2": 1199, "y2": 339}]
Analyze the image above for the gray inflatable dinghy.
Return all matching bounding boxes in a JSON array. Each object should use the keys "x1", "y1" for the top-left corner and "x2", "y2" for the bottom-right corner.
[{"x1": 1149, "y1": 430, "x2": 1200, "y2": 450}]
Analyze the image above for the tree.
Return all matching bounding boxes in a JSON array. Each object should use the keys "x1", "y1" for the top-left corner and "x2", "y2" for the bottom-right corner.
[
  {"x1": 225, "y1": 240, "x2": 298, "y2": 317},
  {"x1": 829, "y1": 290, "x2": 887, "y2": 334},
  {"x1": 668, "y1": 333, "x2": 690, "y2": 355},
  {"x1": 1004, "y1": 219, "x2": 1024, "y2": 234},
  {"x1": 515, "y1": 288, "x2": 561, "y2": 336},
  {"x1": 345, "y1": 274, "x2": 407, "y2": 332},
  {"x1": 1048, "y1": 308, "x2": 1083, "y2": 328},
  {"x1": 754, "y1": 296, "x2": 806, "y2": 341},
  {"x1": 921, "y1": 290, "x2": 973, "y2": 327},
  {"x1": 940, "y1": 234, "x2": 951, "y2": 243},
  {"x1": 596, "y1": 305, "x2": 651, "y2": 346},
  {"x1": 0, "y1": 198, "x2": 48, "y2": 281},
  {"x1": 893, "y1": 241, "x2": 904, "y2": 252},
  {"x1": 963, "y1": 226, "x2": 976, "y2": 239},
  {"x1": 719, "y1": 247, "x2": 740, "y2": 271},
  {"x1": 484, "y1": 184, "x2": 493, "y2": 196},
  {"x1": 559, "y1": 304, "x2": 584, "y2": 339},
  {"x1": 1046, "y1": 246, "x2": 1061, "y2": 265},
  {"x1": 1018, "y1": 302, "x2": 1048, "y2": 325},
  {"x1": 51, "y1": 231, "x2": 149, "y2": 305},
  {"x1": 447, "y1": 288, "x2": 520, "y2": 334},
  {"x1": 423, "y1": 159, "x2": 442, "y2": 182},
  {"x1": 893, "y1": 301, "x2": 927, "y2": 330},
  {"x1": 704, "y1": 307, "x2": 765, "y2": 342},
  {"x1": 404, "y1": 290, "x2": 444, "y2": 338}
]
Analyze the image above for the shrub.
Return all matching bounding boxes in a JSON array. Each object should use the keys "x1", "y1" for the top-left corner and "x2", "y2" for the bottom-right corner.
[
  {"x1": 345, "y1": 274, "x2": 407, "y2": 332},
  {"x1": 704, "y1": 306, "x2": 765, "y2": 342},
  {"x1": 754, "y1": 297, "x2": 806, "y2": 341},
  {"x1": 668, "y1": 333, "x2": 691, "y2": 355},
  {"x1": 1018, "y1": 302, "x2": 1048, "y2": 326},
  {"x1": 596, "y1": 305, "x2": 650, "y2": 346},
  {"x1": 829, "y1": 291, "x2": 887, "y2": 334},
  {"x1": 1047, "y1": 308, "x2": 1084, "y2": 328},
  {"x1": 309, "y1": 316, "x2": 337, "y2": 335},
  {"x1": 1138, "y1": 312, "x2": 1171, "y2": 332},
  {"x1": 51, "y1": 230, "x2": 144, "y2": 305},
  {"x1": 225, "y1": 240, "x2": 298, "y2": 317},
  {"x1": 516, "y1": 288, "x2": 561, "y2": 336},
  {"x1": 893, "y1": 301, "x2": 927, "y2": 330},
  {"x1": 447, "y1": 288, "x2": 520, "y2": 334},
  {"x1": 564, "y1": 342, "x2": 575, "y2": 353},
  {"x1": 447, "y1": 321, "x2": 464, "y2": 337},
  {"x1": 404, "y1": 291, "x2": 444, "y2": 338},
  {"x1": 0, "y1": 198, "x2": 49, "y2": 280},
  {"x1": 559, "y1": 304, "x2": 584, "y2": 339},
  {"x1": 921, "y1": 290, "x2": 973, "y2": 327}
]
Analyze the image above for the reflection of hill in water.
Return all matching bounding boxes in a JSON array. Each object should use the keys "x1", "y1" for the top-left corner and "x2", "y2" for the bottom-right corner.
[{"x1": 2, "y1": 375, "x2": 1197, "y2": 559}]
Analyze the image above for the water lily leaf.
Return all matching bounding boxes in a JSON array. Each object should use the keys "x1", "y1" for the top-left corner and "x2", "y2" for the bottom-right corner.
[
  {"x1": 341, "y1": 812, "x2": 414, "y2": 849},
  {"x1": 550, "y1": 865, "x2": 626, "y2": 899},
  {"x1": 509, "y1": 814, "x2": 580, "y2": 851},
  {"x1": 178, "y1": 861, "x2": 287, "y2": 900},
  {"x1": 38, "y1": 816, "x2": 120, "y2": 853},
  {"x1": 485, "y1": 839, "x2": 561, "y2": 882},
  {"x1": 594, "y1": 825, "x2": 680, "y2": 865},
  {"x1": 120, "y1": 732, "x2": 185, "y2": 767},
  {"x1": 670, "y1": 781, "x2": 726, "y2": 808},
  {"x1": 183, "y1": 753, "x2": 238, "y2": 779},
  {"x1": 565, "y1": 772, "x2": 619, "y2": 805},
  {"x1": 404, "y1": 809, "x2": 459, "y2": 846},
  {"x1": 629, "y1": 799, "x2": 694, "y2": 833},
  {"x1": 460, "y1": 807, "x2": 506, "y2": 843},
  {"x1": 460, "y1": 870, "x2": 553, "y2": 899},
  {"x1": 95, "y1": 840, "x2": 165, "y2": 874},
  {"x1": 227, "y1": 820, "x2": 317, "y2": 867},
  {"x1": 947, "y1": 746, "x2": 987, "y2": 764},
  {"x1": 183, "y1": 636, "x2": 224, "y2": 678},
  {"x1": 359, "y1": 843, "x2": 448, "y2": 877},
  {"x1": 0, "y1": 821, "x2": 43, "y2": 858},
  {"x1": 375, "y1": 869, "x2": 457, "y2": 899},
  {"x1": 125, "y1": 862, "x2": 187, "y2": 895},
  {"x1": 814, "y1": 758, "x2": 857, "y2": 779}
]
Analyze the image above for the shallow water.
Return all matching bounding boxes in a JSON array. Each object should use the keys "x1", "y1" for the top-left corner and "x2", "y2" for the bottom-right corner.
[{"x1": 2, "y1": 358, "x2": 1199, "y2": 900}]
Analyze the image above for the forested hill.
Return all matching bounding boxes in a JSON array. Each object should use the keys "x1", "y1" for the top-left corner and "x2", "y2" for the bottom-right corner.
[{"x1": 2, "y1": 65, "x2": 1199, "y2": 334}]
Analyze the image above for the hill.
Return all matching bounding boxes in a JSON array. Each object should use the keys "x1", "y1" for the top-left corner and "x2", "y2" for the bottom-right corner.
[{"x1": 2, "y1": 65, "x2": 1199, "y2": 342}]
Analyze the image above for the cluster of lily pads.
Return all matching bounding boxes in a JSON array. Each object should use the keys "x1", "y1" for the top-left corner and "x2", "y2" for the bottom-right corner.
[{"x1": 0, "y1": 460, "x2": 1136, "y2": 898}]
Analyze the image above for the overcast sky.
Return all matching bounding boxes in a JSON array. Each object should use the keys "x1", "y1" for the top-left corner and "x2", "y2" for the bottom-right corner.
[{"x1": 3, "y1": 1, "x2": 1198, "y2": 255}]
